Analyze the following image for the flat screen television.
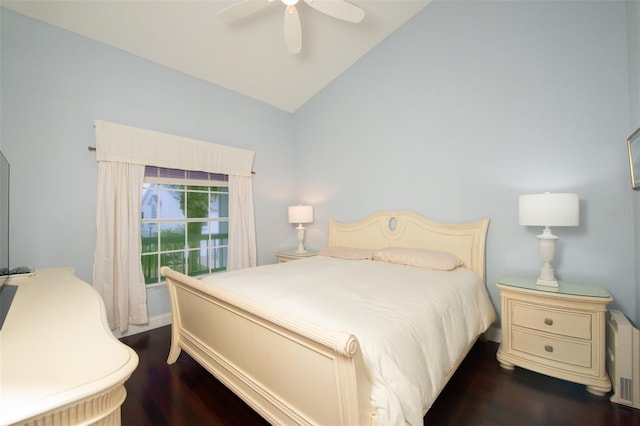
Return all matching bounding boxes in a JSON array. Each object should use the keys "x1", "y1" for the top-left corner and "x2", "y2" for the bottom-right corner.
[
  {"x1": 0, "y1": 150, "x2": 15, "y2": 329},
  {"x1": 0, "y1": 150, "x2": 9, "y2": 288}
]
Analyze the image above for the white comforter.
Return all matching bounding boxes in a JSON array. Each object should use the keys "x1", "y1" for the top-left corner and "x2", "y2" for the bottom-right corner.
[{"x1": 201, "y1": 256, "x2": 496, "y2": 426}]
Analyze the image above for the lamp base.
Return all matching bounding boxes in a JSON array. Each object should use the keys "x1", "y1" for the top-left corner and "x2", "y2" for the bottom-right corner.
[
  {"x1": 536, "y1": 277, "x2": 559, "y2": 287},
  {"x1": 295, "y1": 225, "x2": 306, "y2": 253},
  {"x1": 536, "y1": 227, "x2": 559, "y2": 288}
]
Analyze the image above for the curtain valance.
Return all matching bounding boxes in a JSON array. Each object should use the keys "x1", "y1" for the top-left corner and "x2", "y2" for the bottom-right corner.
[{"x1": 94, "y1": 120, "x2": 255, "y2": 177}]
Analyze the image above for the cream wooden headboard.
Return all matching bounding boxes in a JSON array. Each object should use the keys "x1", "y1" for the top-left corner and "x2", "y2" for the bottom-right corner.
[{"x1": 328, "y1": 210, "x2": 490, "y2": 282}]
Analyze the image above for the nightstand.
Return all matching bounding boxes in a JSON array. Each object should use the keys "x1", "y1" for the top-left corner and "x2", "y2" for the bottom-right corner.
[
  {"x1": 496, "y1": 275, "x2": 613, "y2": 396},
  {"x1": 276, "y1": 251, "x2": 317, "y2": 263}
]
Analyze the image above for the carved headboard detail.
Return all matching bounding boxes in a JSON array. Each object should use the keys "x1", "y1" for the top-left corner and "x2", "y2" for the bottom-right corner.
[{"x1": 328, "y1": 211, "x2": 489, "y2": 282}]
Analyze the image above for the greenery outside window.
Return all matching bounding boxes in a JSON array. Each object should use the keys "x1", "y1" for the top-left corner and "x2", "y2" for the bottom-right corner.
[{"x1": 141, "y1": 166, "x2": 229, "y2": 285}]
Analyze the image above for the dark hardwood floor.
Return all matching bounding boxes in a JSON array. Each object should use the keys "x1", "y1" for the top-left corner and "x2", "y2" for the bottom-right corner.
[{"x1": 120, "y1": 325, "x2": 640, "y2": 426}]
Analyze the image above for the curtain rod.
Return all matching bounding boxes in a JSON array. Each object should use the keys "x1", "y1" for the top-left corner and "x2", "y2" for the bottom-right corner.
[{"x1": 88, "y1": 146, "x2": 255, "y2": 174}]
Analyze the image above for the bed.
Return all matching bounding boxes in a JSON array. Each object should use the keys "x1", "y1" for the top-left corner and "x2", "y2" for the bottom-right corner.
[{"x1": 161, "y1": 210, "x2": 496, "y2": 425}]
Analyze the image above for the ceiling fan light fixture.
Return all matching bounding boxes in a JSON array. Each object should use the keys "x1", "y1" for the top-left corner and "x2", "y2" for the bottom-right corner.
[{"x1": 219, "y1": 0, "x2": 365, "y2": 54}]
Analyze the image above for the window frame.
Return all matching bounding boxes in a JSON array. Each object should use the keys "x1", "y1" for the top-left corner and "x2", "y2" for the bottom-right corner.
[{"x1": 141, "y1": 167, "x2": 229, "y2": 288}]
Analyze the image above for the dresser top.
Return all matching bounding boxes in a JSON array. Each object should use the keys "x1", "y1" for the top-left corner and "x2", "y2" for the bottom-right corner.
[
  {"x1": 0, "y1": 267, "x2": 138, "y2": 424},
  {"x1": 498, "y1": 275, "x2": 611, "y2": 299}
]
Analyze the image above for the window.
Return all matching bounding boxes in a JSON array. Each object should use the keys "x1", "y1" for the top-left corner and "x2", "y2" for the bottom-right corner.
[{"x1": 141, "y1": 166, "x2": 229, "y2": 285}]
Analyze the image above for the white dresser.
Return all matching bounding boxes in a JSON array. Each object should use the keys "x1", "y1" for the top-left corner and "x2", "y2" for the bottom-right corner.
[
  {"x1": 496, "y1": 275, "x2": 612, "y2": 396},
  {"x1": 0, "y1": 268, "x2": 139, "y2": 425}
]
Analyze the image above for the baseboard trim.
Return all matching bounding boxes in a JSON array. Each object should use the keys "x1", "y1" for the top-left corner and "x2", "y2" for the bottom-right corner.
[{"x1": 112, "y1": 312, "x2": 172, "y2": 339}]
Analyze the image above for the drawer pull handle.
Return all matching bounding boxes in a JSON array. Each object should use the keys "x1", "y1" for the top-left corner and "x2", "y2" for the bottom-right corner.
[
  {"x1": 545, "y1": 345, "x2": 554, "y2": 353},
  {"x1": 544, "y1": 318, "x2": 553, "y2": 326}
]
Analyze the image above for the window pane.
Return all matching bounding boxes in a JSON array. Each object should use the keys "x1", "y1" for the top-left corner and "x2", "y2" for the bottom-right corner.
[
  {"x1": 141, "y1": 253, "x2": 159, "y2": 284},
  {"x1": 209, "y1": 219, "x2": 229, "y2": 240},
  {"x1": 210, "y1": 224, "x2": 228, "y2": 273},
  {"x1": 210, "y1": 245, "x2": 227, "y2": 272},
  {"x1": 145, "y1": 166, "x2": 160, "y2": 179},
  {"x1": 186, "y1": 246, "x2": 208, "y2": 277},
  {"x1": 185, "y1": 191, "x2": 209, "y2": 219},
  {"x1": 207, "y1": 218, "x2": 227, "y2": 236},
  {"x1": 186, "y1": 170, "x2": 228, "y2": 182},
  {"x1": 187, "y1": 221, "x2": 207, "y2": 247},
  {"x1": 210, "y1": 233, "x2": 228, "y2": 247},
  {"x1": 161, "y1": 251, "x2": 185, "y2": 274},
  {"x1": 160, "y1": 222, "x2": 184, "y2": 252},
  {"x1": 141, "y1": 184, "x2": 158, "y2": 220},
  {"x1": 141, "y1": 223, "x2": 158, "y2": 253},
  {"x1": 209, "y1": 193, "x2": 229, "y2": 218},
  {"x1": 210, "y1": 186, "x2": 227, "y2": 194},
  {"x1": 159, "y1": 190, "x2": 185, "y2": 219},
  {"x1": 159, "y1": 168, "x2": 186, "y2": 180},
  {"x1": 187, "y1": 170, "x2": 209, "y2": 181}
]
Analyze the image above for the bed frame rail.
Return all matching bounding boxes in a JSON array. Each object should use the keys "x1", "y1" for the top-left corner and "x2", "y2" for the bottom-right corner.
[{"x1": 162, "y1": 266, "x2": 372, "y2": 426}]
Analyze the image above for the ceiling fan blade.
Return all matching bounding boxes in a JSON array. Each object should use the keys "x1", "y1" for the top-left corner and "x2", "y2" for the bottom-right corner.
[
  {"x1": 283, "y1": 6, "x2": 302, "y2": 55},
  {"x1": 218, "y1": 0, "x2": 272, "y2": 22},
  {"x1": 302, "y1": 0, "x2": 364, "y2": 23}
]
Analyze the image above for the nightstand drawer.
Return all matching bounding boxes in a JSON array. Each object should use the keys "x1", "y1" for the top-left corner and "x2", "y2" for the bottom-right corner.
[
  {"x1": 512, "y1": 302, "x2": 591, "y2": 339},
  {"x1": 512, "y1": 328, "x2": 592, "y2": 368}
]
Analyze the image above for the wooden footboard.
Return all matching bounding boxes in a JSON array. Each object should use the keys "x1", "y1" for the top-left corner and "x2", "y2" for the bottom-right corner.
[{"x1": 161, "y1": 267, "x2": 372, "y2": 426}]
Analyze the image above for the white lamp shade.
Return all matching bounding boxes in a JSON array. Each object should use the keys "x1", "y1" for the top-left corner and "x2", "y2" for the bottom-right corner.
[
  {"x1": 288, "y1": 205, "x2": 313, "y2": 224},
  {"x1": 519, "y1": 193, "x2": 579, "y2": 227}
]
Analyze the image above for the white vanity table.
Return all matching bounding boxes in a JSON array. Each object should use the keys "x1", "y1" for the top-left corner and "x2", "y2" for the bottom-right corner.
[{"x1": 0, "y1": 268, "x2": 138, "y2": 425}]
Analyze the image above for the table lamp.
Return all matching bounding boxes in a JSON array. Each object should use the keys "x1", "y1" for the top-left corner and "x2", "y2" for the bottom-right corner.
[
  {"x1": 519, "y1": 192, "x2": 579, "y2": 287},
  {"x1": 288, "y1": 205, "x2": 313, "y2": 253}
]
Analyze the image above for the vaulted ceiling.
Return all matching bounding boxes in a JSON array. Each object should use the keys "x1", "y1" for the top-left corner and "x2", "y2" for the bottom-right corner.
[{"x1": 2, "y1": 0, "x2": 430, "y2": 112}]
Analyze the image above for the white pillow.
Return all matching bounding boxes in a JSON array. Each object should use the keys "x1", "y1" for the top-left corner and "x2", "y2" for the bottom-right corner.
[
  {"x1": 373, "y1": 247, "x2": 463, "y2": 271},
  {"x1": 318, "y1": 247, "x2": 374, "y2": 260}
]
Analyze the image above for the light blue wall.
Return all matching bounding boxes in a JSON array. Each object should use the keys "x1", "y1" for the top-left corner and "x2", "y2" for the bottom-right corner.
[
  {"x1": 628, "y1": 0, "x2": 640, "y2": 326},
  {"x1": 0, "y1": 9, "x2": 296, "y2": 316},
  {"x1": 295, "y1": 1, "x2": 636, "y2": 322},
  {"x1": 1, "y1": 1, "x2": 638, "y2": 326}
]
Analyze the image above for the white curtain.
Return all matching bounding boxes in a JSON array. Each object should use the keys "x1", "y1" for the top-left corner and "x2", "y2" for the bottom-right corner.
[
  {"x1": 227, "y1": 175, "x2": 257, "y2": 270},
  {"x1": 93, "y1": 161, "x2": 147, "y2": 332},
  {"x1": 93, "y1": 120, "x2": 256, "y2": 332}
]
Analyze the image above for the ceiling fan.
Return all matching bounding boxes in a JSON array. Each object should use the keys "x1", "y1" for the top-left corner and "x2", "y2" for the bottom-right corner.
[{"x1": 218, "y1": 0, "x2": 365, "y2": 55}]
